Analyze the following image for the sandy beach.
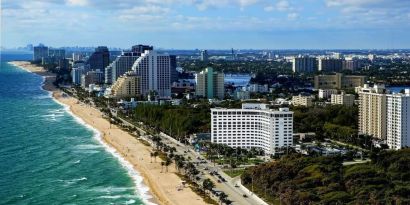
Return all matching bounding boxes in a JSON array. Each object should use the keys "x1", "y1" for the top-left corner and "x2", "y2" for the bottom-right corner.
[{"x1": 9, "y1": 61, "x2": 209, "y2": 205}]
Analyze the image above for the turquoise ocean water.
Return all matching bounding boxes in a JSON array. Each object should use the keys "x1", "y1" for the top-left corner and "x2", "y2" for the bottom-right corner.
[{"x1": 0, "y1": 53, "x2": 153, "y2": 205}]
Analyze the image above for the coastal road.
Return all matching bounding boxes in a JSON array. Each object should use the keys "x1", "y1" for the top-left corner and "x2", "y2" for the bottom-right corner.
[{"x1": 115, "y1": 116, "x2": 267, "y2": 205}]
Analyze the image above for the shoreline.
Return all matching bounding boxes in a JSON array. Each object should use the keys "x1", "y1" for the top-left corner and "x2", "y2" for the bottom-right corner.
[{"x1": 9, "y1": 61, "x2": 208, "y2": 205}]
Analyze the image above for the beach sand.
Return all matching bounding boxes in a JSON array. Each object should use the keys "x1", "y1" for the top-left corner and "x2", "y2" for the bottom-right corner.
[{"x1": 9, "y1": 61, "x2": 209, "y2": 205}]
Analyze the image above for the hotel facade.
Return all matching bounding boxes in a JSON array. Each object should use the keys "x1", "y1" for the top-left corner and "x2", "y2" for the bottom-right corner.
[{"x1": 211, "y1": 104, "x2": 293, "y2": 155}]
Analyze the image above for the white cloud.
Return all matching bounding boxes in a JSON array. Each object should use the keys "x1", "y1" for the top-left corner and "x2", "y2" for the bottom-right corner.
[
  {"x1": 66, "y1": 0, "x2": 89, "y2": 6},
  {"x1": 264, "y1": 6, "x2": 274, "y2": 12},
  {"x1": 287, "y1": 12, "x2": 298, "y2": 20},
  {"x1": 264, "y1": 0, "x2": 293, "y2": 12},
  {"x1": 276, "y1": 0, "x2": 291, "y2": 11}
]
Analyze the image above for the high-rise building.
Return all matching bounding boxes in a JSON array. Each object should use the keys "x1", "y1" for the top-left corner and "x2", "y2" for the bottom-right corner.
[
  {"x1": 314, "y1": 73, "x2": 365, "y2": 89},
  {"x1": 72, "y1": 53, "x2": 85, "y2": 62},
  {"x1": 72, "y1": 67, "x2": 84, "y2": 85},
  {"x1": 211, "y1": 104, "x2": 293, "y2": 155},
  {"x1": 386, "y1": 90, "x2": 410, "y2": 150},
  {"x1": 81, "y1": 69, "x2": 104, "y2": 88},
  {"x1": 107, "y1": 45, "x2": 153, "y2": 84},
  {"x1": 108, "y1": 52, "x2": 140, "y2": 84},
  {"x1": 105, "y1": 65, "x2": 113, "y2": 84},
  {"x1": 88, "y1": 46, "x2": 110, "y2": 72},
  {"x1": 292, "y1": 56, "x2": 316, "y2": 73},
  {"x1": 343, "y1": 58, "x2": 359, "y2": 71},
  {"x1": 131, "y1": 44, "x2": 153, "y2": 54},
  {"x1": 48, "y1": 48, "x2": 66, "y2": 60},
  {"x1": 170, "y1": 55, "x2": 178, "y2": 83},
  {"x1": 33, "y1": 44, "x2": 49, "y2": 61},
  {"x1": 200, "y1": 50, "x2": 209, "y2": 62},
  {"x1": 318, "y1": 58, "x2": 343, "y2": 72},
  {"x1": 331, "y1": 91, "x2": 355, "y2": 106},
  {"x1": 195, "y1": 67, "x2": 224, "y2": 99},
  {"x1": 357, "y1": 84, "x2": 389, "y2": 140},
  {"x1": 131, "y1": 50, "x2": 172, "y2": 97},
  {"x1": 111, "y1": 71, "x2": 141, "y2": 99}
]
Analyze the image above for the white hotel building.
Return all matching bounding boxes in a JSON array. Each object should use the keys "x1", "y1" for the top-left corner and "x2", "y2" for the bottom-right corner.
[
  {"x1": 211, "y1": 104, "x2": 293, "y2": 155},
  {"x1": 386, "y1": 90, "x2": 410, "y2": 150}
]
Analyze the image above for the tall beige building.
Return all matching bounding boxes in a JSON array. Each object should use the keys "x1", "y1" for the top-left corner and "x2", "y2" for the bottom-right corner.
[
  {"x1": 111, "y1": 72, "x2": 141, "y2": 99},
  {"x1": 314, "y1": 73, "x2": 365, "y2": 89},
  {"x1": 357, "y1": 84, "x2": 388, "y2": 140},
  {"x1": 196, "y1": 67, "x2": 224, "y2": 99}
]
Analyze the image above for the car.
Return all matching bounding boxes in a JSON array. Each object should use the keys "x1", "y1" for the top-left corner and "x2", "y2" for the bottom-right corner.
[
  {"x1": 234, "y1": 184, "x2": 239, "y2": 188},
  {"x1": 243, "y1": 194, "x2": 248, "y2": 198},
  {"x1": 204, "y1": 167, "x2": 209, "y2": 170},
  {"x1": 217, "y1": 179, "x2": 222, "y2": 183}
]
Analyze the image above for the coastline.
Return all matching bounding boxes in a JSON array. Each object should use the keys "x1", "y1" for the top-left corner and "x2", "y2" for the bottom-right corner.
[{"x1": 9, "y1": 61, "x2": 209, "y2": 205}]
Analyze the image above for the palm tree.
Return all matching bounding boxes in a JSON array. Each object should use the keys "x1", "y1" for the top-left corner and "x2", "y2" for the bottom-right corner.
[
  {"x1": 161, "y1": 161, "x2": 165, "y2": 173},
  {"x1": 202, "y1": 179, "x2": 215, "y2": 194},
  {"x1": 165, "y1": 157, "x2": 172, "y2": 172},
  {"x1": 153, "y1": 151, "x2": 159, "y2": 162},
  {"x1": 150, "y1": 152, "x2": 154, "y2": 163},
  {"x1": 218, "y1": 192, "x2": 228, "y2": 205}
]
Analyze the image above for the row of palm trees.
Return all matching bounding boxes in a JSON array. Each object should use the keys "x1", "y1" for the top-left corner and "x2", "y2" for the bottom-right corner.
[
  {"x1": 149, "y1": 135, "x2": 233, "y2": 204},
  {"x1": 200, "y1": 142, "x2": 264, "y2": 167}
]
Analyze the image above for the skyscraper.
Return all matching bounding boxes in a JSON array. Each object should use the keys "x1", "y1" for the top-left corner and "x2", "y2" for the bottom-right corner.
[
  {"x1": 33, "y1": 44, "x2": 49, "y2": 61},
  {"x1": 87, "y1": 46, "x2": 110, "y2": 73},
  {"x1": 357, "y1": 84, "x2": 388, "y2": 140},
  {"x1": 170, "y1": 55, "x2": 178, "y2": 83},
  {"x1": 131, "y1": 44, "x2": 153, "y2": 54},
  {"x1": 200, "y1": 50, "x2": 208, "y2": 62},
  {"x1": 386, "y1": 90, "x2": 410, "y2": 150},
  {"x1": 195, "y1": 67, "x2": 224, "y2": 99},
  {"x1": 109, "y1": 52, "x2": 140, "y2": 84},
  {"x1": 107, "y1": 45, "x2": 152, "y2": 84},
  {"x1": 48, "y1": 48, "x2": 66, "y2": 60},
  {"x1": 131, "y1": 50, "x2": 172, "y2": 97}
]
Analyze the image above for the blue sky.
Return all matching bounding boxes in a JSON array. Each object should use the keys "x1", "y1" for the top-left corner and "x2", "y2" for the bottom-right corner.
[{"x1": 2, "y1": 0, "x2": 410, "y2": 49}]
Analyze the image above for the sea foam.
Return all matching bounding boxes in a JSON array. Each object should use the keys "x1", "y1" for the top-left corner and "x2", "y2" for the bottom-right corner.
[
  {"x1": 52, "y1": 96, "x2": 156, "y2": 205},
  {"x1": 16, "y1": 64, "x2": 156, "y2": 205}
]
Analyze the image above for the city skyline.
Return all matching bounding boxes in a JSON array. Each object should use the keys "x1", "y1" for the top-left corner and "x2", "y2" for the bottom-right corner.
[{"x1": 2, "y1": 0, "x2": 410, "y2": 49}]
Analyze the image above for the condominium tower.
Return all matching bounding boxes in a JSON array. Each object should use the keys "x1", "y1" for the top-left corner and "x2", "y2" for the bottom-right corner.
[
  {"x1": 318, "y1": 58, "x2": 343, "y2": 72},
  {"x1": 211, "y1": 104, "x2": 293, "y2": 155},
  {"x1": 386, "y1": 90, "x2": 410, "y2": 149},
  {"x1": 131, "y1": 50, "x2": 172, "y2": 97},
  {"x1": 292, "y1": 56, "x2": 316, "y2": 73},
  {"x1": 33, "y1": 44, "x2": 49, "y2": 61},
  {"x1": 88, "y1": 46, "x2": 110, "y2": 73},
  {"x1": 106, "y1": 45, "x2": 153, "y2": 84},
  {"x1": 357, "y1": 84, "x2": 388, "y2": 140},
  {"x1": 196, "y1": 67, "x2": 224, "y2": 99}
]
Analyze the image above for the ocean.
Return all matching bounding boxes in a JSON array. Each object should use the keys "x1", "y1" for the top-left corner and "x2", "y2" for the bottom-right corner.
[{"x1": 0, "y1": 53, "x2": 153, "y2": 205}]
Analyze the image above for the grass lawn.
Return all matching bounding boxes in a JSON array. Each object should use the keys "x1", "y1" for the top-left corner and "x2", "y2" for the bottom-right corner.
[{"x1": 223, "y1": 169, "x2": 245, "y2": 178}]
